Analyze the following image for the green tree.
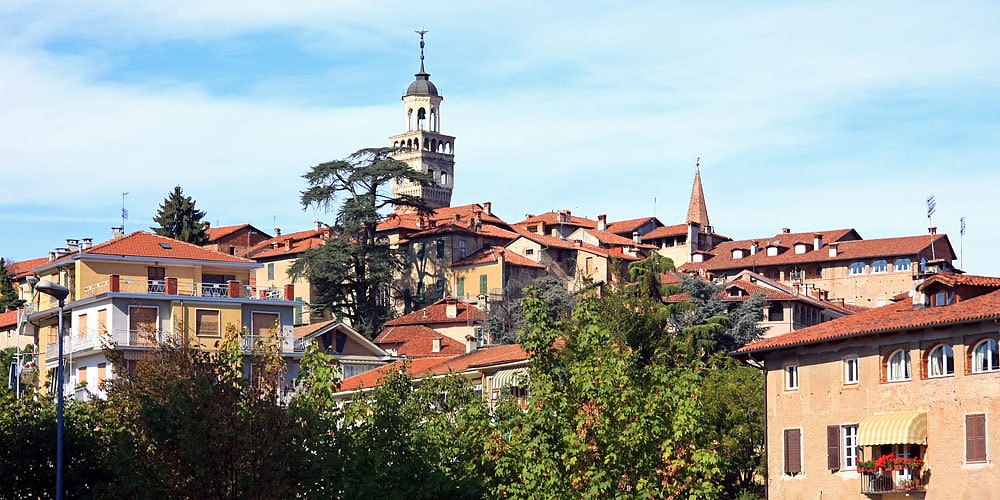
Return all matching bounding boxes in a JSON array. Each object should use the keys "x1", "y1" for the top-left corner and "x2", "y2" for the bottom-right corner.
[
  {"x1": 0, "y1": 258, "x2": 26, "y2": 310},
  {"x1": 290, "y1": 147, "x2": 432, "y2": 338},
  {"x1": 484, "y1": 275, "x2": 576, "y2": 344},
  {"x1": 626, "y1": 252, "x2": 679, "y2": 299},
  {"x1": 673, "y1": 276, "x2": 767, "y2": 354},
  {"x1": 491, "y1": 287, "x2": 725, "y2": 498},
  {"x1": 151, "y1": 185, "x2": 209, "y2": 244}
]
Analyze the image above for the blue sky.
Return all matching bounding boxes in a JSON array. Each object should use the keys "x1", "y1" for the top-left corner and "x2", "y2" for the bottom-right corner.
[{"x1": 1, "y1": 1, "x2": 998, "y2": 275}]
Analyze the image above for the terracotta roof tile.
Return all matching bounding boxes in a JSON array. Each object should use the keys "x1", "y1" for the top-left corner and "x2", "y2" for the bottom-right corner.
[
  {"x1": 738, "y1": 287, "x2": 1000, "y2": 354},
  {"x1": 413, "y1": 344, "x2": 529, "y2": 376},
  {"x1": 643, "y1": 224, "x2": 689, "y2": 240},
  {"x1": 451, "y1": 246, "x2": 546, "y2": 269},
  {"x1": 605, "y1": 216, "x2": 659, "y2": 235},
  {"x1": 917, "y1": 273, "x2": 1000, "y2": 290},
  {"x1": 384, "y1": 298, "x2": 485, "y2": 326},
  {"x1": 513, "y1": 212, "x2": 597, "y2": 230},
  {"x1": 0, "y1": 310, "x2": 19, "y2": 328},
  {"x1": 378, "y1": 203, "x2": 512, "y2": 233},
  {"x1": 245, "y1": 228, "x2": 329, "y2": 259},
  {"x1": 7, "y1": 257, "x2": 49, "y2": 279},
  {"x1": 204, "y1": 224, "x2": 271, "y2": 242},
  {"x1": 42, "y1": 231, "x2": 255, "y2": 268},
  {"x1": 338, "y1": 358, "x2": 452, "y2": 392},
  {"x1": 374, "y1": 325, "x2": 466, "y2": 358},
  {"x1": 510, "y1": 229, "x2": 624, "y2": 259}
]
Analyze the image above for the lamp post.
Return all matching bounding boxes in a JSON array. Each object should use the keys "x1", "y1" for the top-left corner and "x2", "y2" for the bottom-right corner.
[{"x1": 35, "y1": 279, "x2": 69, "y2": 500}]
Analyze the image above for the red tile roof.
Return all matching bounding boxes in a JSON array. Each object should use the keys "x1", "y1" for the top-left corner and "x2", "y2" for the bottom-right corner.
[
  {"x1": 451, "y1": 246, "x2": 546, "y2": 269},
  {"x1": 583, "y1": 229, "x2": 656, "y2": 248},
  {"x1": 680, "y1": 231, "x2": 953, "y2": 272},
  {"x1": 510, "y1": 229, "x2": 626, "y2": 259},
  {"x1": 205, "y1": 224, "x2": 262, "y2": 242},
  {"x1": 244, "y1": 228, "x2": 329, "y2": 260},
  {"x1": 605, "y1": 216, "x2": 659, "y2": 235},
  {"x1": 40, "y1": 231, "x2": 255, "y2": 269},
  {"x1": 378, "y1": 203, "x2": 513, "y2": 233},
  {"x1": 6, "y1": 257, "x2": 49, "y2": 279},
  {"x1": 642, "y1": 223, "x2": 689, "y2": 240},
  {"x1": 917, "y1": 273, "x2": 1000, "y2": 290},
  {"x1": 338, "y1": 357, "x2": 452, "y2": 392},
  {"x1": 384, "y1": 298, "x2": 485, "y2": 326},
  {"x1": 513, "y1": 211, "x2": 597, "y2": 230},
  {"x1": 0, "y1": 310, "x2": 19, "y2": 328},
  {"x1": 374, "y1": 325, "x2": 466, "y2": 358},
  {"x1": 738, "y1": 287, "x2": 1000, "y2": 354}
]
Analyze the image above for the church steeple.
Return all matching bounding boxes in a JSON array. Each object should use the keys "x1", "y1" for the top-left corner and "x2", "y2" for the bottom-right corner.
[
  {"x1": 686, "y1": 157, "x2": 710, "y2": 228},
  {"x1": 390, "y1": 30, "x2": 455, "y2": 209}
]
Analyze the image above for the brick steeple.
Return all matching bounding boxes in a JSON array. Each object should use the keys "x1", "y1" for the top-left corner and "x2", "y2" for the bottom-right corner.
[{"x1": 686, "y1": 162, "x2": 710, "y2": 228}]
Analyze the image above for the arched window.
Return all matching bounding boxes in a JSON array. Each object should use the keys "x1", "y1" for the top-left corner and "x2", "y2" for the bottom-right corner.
[
  {"x1": 872, "y1": 259, "x2": 888, "y2": 273},
  {"x1": 849, "y1": 261, "x2": 866, "y2": 275},
  {"x1": 440, "y1": 172, "x2": 448, "y2": 186},
  {"x1": 927, "y1": 344, "x2": 954, "y2": 377},
  {"x1": 417, "y1": 108, "x2": 427, "y2": 130},
  {"x1": 887, "y1": 349, "x2": 911, "y2": 381},
  {"x1": 430, "y1": 108, "x2": 438, "y2": 131},
  {"x1": 407, "y1": 108, "x2": 414, "y2": 131},
  {"x1": 972, "y1": 339, "x2": 1000, "y2": 373},
  {"x1": 894, "y1": 258, "x2": 911, "y2": 272}
]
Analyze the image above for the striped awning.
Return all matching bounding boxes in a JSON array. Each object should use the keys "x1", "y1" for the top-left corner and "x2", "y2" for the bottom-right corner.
[
  {"x1": 858, "y1": 411, "x2": 928, "y2": 446},
  {"x1": 492, "y1": 368, "x2": 529, "y2": 388}
]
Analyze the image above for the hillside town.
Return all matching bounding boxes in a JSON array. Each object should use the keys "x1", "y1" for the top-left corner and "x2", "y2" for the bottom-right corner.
[{"x1": 2, "y1": 33, "x2": 997, "y2": 499}]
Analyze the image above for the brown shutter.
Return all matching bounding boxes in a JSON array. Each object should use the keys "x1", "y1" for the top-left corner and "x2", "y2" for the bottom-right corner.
[
  {"x1": 967, "y1": 414, "x2": 987, "y2": 462},
  {"x1": 827, "y1": 425, "x2": 841, "y2": 471},
  {"x1": 784, "y1": 428, "x2": 802, "y2": 474}
]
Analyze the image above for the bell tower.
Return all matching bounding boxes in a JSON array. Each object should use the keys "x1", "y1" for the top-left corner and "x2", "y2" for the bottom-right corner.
[{"x1": 390, "y1": 30, "x2": 455, "y2": 208}]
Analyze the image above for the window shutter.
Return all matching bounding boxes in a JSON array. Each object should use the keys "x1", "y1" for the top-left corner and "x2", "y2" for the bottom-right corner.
[
  {"x1": 784, "y1": 429, "x2": 802, "y2": 474},
  {"x1": 967, "y1": 414, "x2": 987, "y2": 462},
  {"x1": 827, "y1": 425, "x2": 841, "y2": 471}
]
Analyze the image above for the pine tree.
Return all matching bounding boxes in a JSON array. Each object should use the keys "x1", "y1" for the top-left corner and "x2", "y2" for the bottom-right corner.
[
  {"x1": 0, "y1": 258, "x2": 25, "y2": 310},
  {"x1": 151, "y1": 186, "x2": 209, "y2": 245}
]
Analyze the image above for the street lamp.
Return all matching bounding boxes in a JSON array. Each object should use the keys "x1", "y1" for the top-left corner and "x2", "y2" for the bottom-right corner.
[{"x1": 35, "y1": 279, "x2": 69, "y2": 500}]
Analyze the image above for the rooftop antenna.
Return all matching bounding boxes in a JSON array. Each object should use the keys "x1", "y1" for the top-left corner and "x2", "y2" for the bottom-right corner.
[
  {"x1": 960, "y1": 216, "x2": 966, "y2": 269},
  {"x1": 121, "y1": 192, "x2": 129, "y2": 232},
  {"x1": 926, "y1": 194, "x2": 937, "y2": 260},
  {"x1": 416, "y1": 29, "x2": 428, "y2": 73}
]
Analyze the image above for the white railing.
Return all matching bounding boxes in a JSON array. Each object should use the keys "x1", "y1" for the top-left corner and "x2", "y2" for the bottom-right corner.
[
  {"x1": 78, "y1": 278, "x2": 289, "y2": 301},
  {"x1": 83, "y1": 280, "x2": 109, "y2": 297},
  {"x1": 147, "y1": 279, "x2": 166, "y2": 293}
]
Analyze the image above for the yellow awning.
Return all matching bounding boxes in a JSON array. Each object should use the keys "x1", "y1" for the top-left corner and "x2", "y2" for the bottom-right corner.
[
  {"x1": 858, "y1": 411, "x2": 928, "y2": 446},
  {"x1": 492, "y1": 368, "x2": 529, "y2": 388}
]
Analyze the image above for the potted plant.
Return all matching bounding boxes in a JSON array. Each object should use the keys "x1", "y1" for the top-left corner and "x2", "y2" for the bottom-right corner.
[
  {"x1": 858, "y1": 460, "x2": 877, "y2": 473},
  {"x1": 906, "y1": 457, "x2": 925, "y2": 472},
  {"x1": 874, "y1": 454, "x2": 895, "y2": 471}
]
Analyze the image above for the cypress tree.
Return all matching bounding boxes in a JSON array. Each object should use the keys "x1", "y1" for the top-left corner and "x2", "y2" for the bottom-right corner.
[{"x1": 0, "y1": 258, "x2": 26, "y2": 310}]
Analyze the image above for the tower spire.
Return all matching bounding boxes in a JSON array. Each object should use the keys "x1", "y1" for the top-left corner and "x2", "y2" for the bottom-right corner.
[
  {"x1": 416, "y1": 29, "x2": 428, "y2": 74},
  {"x1": 686, "y1": 157, "x2": 710, "y2": 228}
]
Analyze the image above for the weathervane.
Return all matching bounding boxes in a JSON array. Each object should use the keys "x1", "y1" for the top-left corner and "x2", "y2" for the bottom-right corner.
[{"x1": 695, "y1": 156, "x2": 701, "y2": 171}]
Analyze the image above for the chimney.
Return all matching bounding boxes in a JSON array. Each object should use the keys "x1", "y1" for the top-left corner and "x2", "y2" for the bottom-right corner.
[
  {"x1": 453, "y1": 213, "x2": 461, "y2": 223},
  {"x1": 750, "y1": 241, "x2": 759, "y2": 255},
  {"x1": 632, "y1": 231, "x2": 641, "y2": 244},
  {"x1": 315, "y1": 220, "x2": 324, "y2": 231},
  {"x1": 274, "y1": 227, "x2": 281, "y2": 236},
  {"x1": 432, "y1": 337, "x2": 442, "y2": 353},
  {"x1": 81, "y1": 238, "x2": 93, "y2": 250},
  {"x1": 465, "y1": 334, "x2": 477, "y2": 353},
  {"x1": 285, "y1": 239, "x2": 292, "y2": 251},
  {"x1": 422, "y1": 308, "x2": 428, "y2": 318},
  {"x1": 782, "y1": 227, "x2": 791, "y2": 234},
  {"x1": 66, "y1": 239, "x2": 80, "y2": 253},
  {"x1": 111, "y1": 226, "x2": 124, "y2": 239},
  {"x1": 446, "y1": 302, "x2": 458, "y2": 318},
  {"x1": 928, "y1": 226, "x2": 937, "y2": 235},
  {"x1": 597, "y1": 214, "x2": 607, "y2": 231},
  {"x1": 813, "y1": 233, "x2": 823, "y2": 250},
  {"x1": 573, "y1": 239, "x2": 582, "y2": 247},
  {"x1": 483, "y1": 201, "x2": 492, "y2": 216},
  {"x1": 828, "y1": 242, "x2": 839, "y2": 257},
  {"x1": 203, "y1": 221, "x2": 211, "y2": 229}
]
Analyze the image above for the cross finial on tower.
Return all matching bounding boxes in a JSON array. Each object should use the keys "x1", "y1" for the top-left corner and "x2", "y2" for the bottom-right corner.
[
  {"x1": 695, "y1": 156, "x2": 701, "y2": 171},
  {"x1": 416, "y1": 29, "x2": 429, "y2": 73}
]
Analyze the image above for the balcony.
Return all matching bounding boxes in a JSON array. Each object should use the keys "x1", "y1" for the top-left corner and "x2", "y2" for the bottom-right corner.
[
  {"x1": 240, "y1": 334, "x2": 294, "y2": 354},
  {"x1": 47, "y1": 329, "x2": 179, "y2": 362},
  {"x1": 82, "y1": 276, "x2": 293, "y2": 301},
  {"x1": 860, "y1": 466, "x2": 927, "y2": 495}
]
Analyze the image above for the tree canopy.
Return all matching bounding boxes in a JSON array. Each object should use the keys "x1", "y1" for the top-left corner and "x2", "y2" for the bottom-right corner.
[
  {"x1": 151, "y1": 185, "x2": 209, "y2": 244},
  {"x1": 290, "y1": 148, "x2": 433, "y2": 338},
  {"x1": 0, "y1": 258, "x2": 25, "y2": 310}
]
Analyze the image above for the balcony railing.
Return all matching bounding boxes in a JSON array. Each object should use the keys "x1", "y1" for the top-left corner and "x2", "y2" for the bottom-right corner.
[
  {"x1": 46, "y1": 329, "x2": 178, "y2": 361},
  {"x1": 81, "y1": 277, "x2": 290, "y2": 301},
  {"x1": 860, "y1": 467, "x2": 926, "y2": 494}
]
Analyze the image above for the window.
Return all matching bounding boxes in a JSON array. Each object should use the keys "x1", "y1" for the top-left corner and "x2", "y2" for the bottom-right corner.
[
  {"x1": 97, "y1": 363, "x2": 107, "y2": 385},
  {"x1": 196, "y1": 309, "x2": 221, "y2": 337},
  {"x1": 828, "y1": 424, "x2": 858, "y2": 471},
  {"x1": 456, "y1": 277, "x2": 465, "y2": 297},
  {"x1": 785, "y1": 365, "x2": 799, "y2": 390},
  {"x1": 128, "y1": 306, "x2": 159, "y2": 345},
  {"x1": 844, "y1": 357, "x2": 859, "y2": 384},
  {"x1": 966, "y1": 413, "x2": 987, "y2": 463},
  {"x1": 77, "y1": 313, "x2": 87, "y2": 339},
  {"x1": 416, "y1": 242, "x2": 425, "y2": 259},
  {"x1": 887, "y1": 349, "x2": 911, "y2": 381},
  {"x1": 768, "y1": 304, "x2": 784, "y2": 322},
  {"x1": 894, "y1": 258, "x2": 911, "y2": 272},
  {"x1": 435, "y1": 238, "x2": 445, "y2": 258},
  {"x1": 294, "y1": 296, "x2": 303, "y2": 325},
  {"x1": 251, "y1": 312, "x2": 280, "y2": 339},
  {"x1": 932, "y1": 290, "x2": 955, "y2": 307},
  {"x1": 784, "y1": 428, "x2": 802, "y2": 475},
  {"x1": 872, "y1": 259, "x2": 888, "y2": 273},
  {"x1": 814, "y1": 266, "x2": 823, "y2": 278},
  {"x1": 77, "y1": 366, "x2": 87, "y2": 387},
  {"x1": 97, "y1": 308, "x2": 108, "y2": 336},
  {"x1": 927, "y1": 344, "x2": 954, "y2": 377},
  {"x1": 459, "y1": 240, "x2": 467, "y2": 259},
  {"x1": 525, "y1": 248, "x2": 534, "y2": 256},
  {"x1": 267, "y1": 262, "x2": 275, "y2": 281},
  {"x1": 849, "y1": 261, "x2": 866, "y2": 275},
  {"x1": 435, "y1": 279, "x2": 445, "y2": 300},
  {"x1": 479, "y1": 274, "x2": 488, "y2": 295},
  {"x1": 972, "y1": 339, "x2": 999, "y2": 373},
  {"x1": 147, "y1": 266, "x2": 166, "y2": 293}
]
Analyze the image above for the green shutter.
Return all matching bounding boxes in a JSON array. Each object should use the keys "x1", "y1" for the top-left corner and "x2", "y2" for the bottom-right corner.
[
  {"x1": 479, "y1": 274, "x2": 488, "y2": 295},
  {"x1": 436, "y1": 279, "x2": 445, "y2": 300},
  {"x1": 267, "y1": 262, "x2": 275, "y2": 281},
  {"x1": 436, "y1": 238, "x2": 445, "y2": 258},
  {"x1": 294, "y1": 296, "x2": 303, "y2": 324},
  {"x1": 456, "y1": 277, "x2": 465, "y2": 297}
]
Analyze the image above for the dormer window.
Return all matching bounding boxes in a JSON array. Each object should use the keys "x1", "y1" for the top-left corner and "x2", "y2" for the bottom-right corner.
[
  {"x1": 767, "y1": 246, "x2": 779, "y2": 257},
  {"x1": 849, "y1": 261, "x2": 866, "y2": 275},
  {"x1": 894, "y1": 258, "x2": 912, "y2": 272},
  {"x1": 794, "y1": 243, "x2": 809, "y2": 254},
  {"x1": 931, "y1": 290, "x2": 955, "y2": 307},
  {"x1": 732, "y1": 249, "x2": 745, "y2": 259},
  {"x1": 872, "y1": 259, "x2": 888, "y2": 273}
]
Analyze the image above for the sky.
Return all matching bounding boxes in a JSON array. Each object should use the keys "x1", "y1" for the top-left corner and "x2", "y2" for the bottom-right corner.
[{"x1": 2, "y1": 1, "x2": 998, "y2": 275}]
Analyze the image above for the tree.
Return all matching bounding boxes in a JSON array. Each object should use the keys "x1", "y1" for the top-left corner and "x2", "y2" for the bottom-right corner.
[
  {"x1": 626, "y1": 252, "x2": 679, "y2": 299},
  {"x1": 484, "y1": 276, "x2": 576, "y2": 344},
  {"x1": 0, "y1": 258, "x2": 25, "y2": 310},
  {"x1": 490, "y1": 288, "x2": 726, "y2": 498},
  {"x1": 290, "y1": 147, "x2": 433, "y2": 338},
  {"x1": 151, "y1": 185, "x2": 209, "y2": 244},
  {"x1": 672, "y1": 276, "x2": 767, "y2": 355}
]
